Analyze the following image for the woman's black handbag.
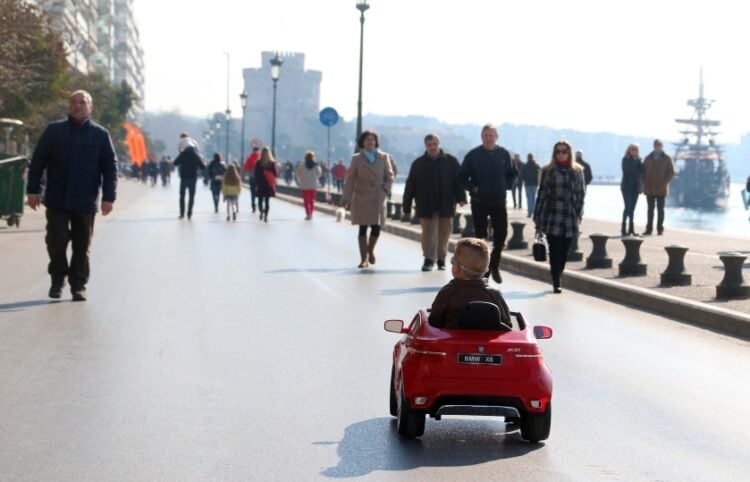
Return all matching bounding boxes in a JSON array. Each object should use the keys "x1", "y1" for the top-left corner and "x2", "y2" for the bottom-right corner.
[{"x1": 532, "y1": 232, "x2": 547, "y2": 262}]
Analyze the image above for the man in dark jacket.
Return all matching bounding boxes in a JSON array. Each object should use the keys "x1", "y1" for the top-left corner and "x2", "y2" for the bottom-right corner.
[
  {"x1": 403, "y1": 134, "x2": 467, "y2": 271},
  {"x1": 575, "y1": 150, "x2": 593, "y2": 186},
  {"x1": 173, "y1": 134, "x2": 206, "y2": 219},
  {"x1": 457, "y1": 124, "x2": 517, "y2": 283},
  {"x1": 26, "y1": 90, "x2": 118, "y2": 301}
]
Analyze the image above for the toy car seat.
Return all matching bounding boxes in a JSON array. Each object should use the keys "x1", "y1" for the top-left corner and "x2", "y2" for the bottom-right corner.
[{"x1": 452, "y1": 301, "x2": 512, "y2": 331}]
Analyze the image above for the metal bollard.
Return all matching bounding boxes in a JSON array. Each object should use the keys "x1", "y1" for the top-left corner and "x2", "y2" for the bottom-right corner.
[
  {"x1": 386, "y1": 201, "x2": 393, "y2": 219},
  {"x1": 461, "y1": 214, "x2": 475, "y2": 237},
  {"x1": 567, "y1": 233, "x2": 584, "y2": 262},
  {"x1": 660, "y1": 245, "x2": 691, "y2": 286},
  {"x1": 716, "y1": 253, "x2": 750, "y2": 299},
  {"x1": 410, "y1": 212, "x2": 420, "y2": 225},
  {"x1": 586, "y1": 234, "x2": 613, "y2": 269},
  {"x1": 618, "y1": 236, "x2": 647, "y2": 276},
  {"x1": 392, "y1": 203, "x2": 402, "y2": 220},
  {"x1": 507, "y1": 221, "x2": 528, "y2": 249},
  {"x1": 452, "y1": 212, "x2": 463, "y2": 234},
  {"x1": 401, "y1": 208, "x2": 411, "y2": 222}
]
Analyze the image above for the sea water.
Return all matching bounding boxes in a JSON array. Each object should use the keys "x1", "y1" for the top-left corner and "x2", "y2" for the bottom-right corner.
[{"x1": 390, "y1": 182, "x2": 749, "y2": 237}]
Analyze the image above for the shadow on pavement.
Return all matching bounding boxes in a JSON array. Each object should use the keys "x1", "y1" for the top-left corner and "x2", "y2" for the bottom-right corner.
[
  {"x1": 264, "y1": 268, "x2": 419, "y2": 276},
  {"x1": 502, "y1": 291, "x2": 549, "y2": 300},
  {"x1": 0, "y1": 299, "x2": 61, "y2": 312},
  {"x1": 319, "y1": 417, "x2": 542, "y2": 478},
  {"x1": 380, "y1": 287, "x2": 443, "y2": 296}
]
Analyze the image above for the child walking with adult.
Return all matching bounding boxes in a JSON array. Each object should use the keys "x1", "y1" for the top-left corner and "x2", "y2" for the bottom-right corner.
[
  {"x1": 254, "y1": 147, "x2": 278, "y2": 222},
  {"x1": 222, "y1": 164, "x2": 242, "y2": 221},
  {"x1": 295, "y1": 151, "x2": 322, "y2": 220},
  {"x1": 533, "y1": 140, "x2": 586, "y2": 294}
]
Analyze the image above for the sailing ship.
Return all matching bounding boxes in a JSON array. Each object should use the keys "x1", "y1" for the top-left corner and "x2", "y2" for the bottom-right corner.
[{"x1": 668, "y1": 73, "x2": 730, "y2": 211}]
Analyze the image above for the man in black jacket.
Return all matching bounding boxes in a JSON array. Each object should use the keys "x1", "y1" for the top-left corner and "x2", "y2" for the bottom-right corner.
[
  {"x1": 403, "y1": 134, "x2": 467, "y2": 271},
  {"x1": 457, "y1": 124, "x2": 517, "y2": 283},
  {"x1": 27, "y1": 90, "x2": 118, "y2": 301},
  {"x1": 173, "y1": 133, "x2": 206, "y2": 219}
]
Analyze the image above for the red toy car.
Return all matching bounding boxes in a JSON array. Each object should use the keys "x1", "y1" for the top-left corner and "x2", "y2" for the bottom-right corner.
[{"x1": 384, "y1": 302, "x2": 553, "y2": 442}]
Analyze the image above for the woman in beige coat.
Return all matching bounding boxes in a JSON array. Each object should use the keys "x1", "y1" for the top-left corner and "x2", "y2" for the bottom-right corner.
[{"x1": 342, "y1": 130, "x2": 395, "y2": 268}]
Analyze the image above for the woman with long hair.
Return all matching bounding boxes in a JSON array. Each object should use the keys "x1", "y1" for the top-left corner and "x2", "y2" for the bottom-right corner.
[
  {"x1": 221, "y1": 164, "x2": 242, "y2": 221},
  {"x1": 533, "y1": 140, "x2": 586, "y2": 293},
  {"x1": 295, "y1": 150, "x2": 322, "y2": 220},
  {"x1": 342, "y1": 130, "x2": 395, "y2": 268},
  {"x1": 621, "y1": 143, "x2": 642, "y2": 236},
  {"x1": 254, "y1": 147, "x2": 277, "y2": 222}
]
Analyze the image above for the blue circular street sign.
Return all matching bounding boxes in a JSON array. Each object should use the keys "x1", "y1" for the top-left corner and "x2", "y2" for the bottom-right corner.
[{"x1": 319, "y1": 107, "x2": 339, "y2": 127}]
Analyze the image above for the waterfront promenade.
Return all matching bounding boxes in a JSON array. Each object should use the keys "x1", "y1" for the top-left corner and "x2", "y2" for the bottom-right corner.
[{"x1": 1, "y1": 180, "x2": 748, "y2": 480}]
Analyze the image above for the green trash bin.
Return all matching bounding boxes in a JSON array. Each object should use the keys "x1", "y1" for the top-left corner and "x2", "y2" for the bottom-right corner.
[{"x1": 0, "y1": 155, "x2": 29, "y2": 228}]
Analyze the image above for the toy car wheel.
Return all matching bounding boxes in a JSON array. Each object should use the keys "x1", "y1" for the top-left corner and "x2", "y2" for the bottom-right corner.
[
  {"x1": 396, "y1": 384, "x2": 425, "y2": 438},
  {"x1": 520, "y1": 403, "x2": 551, "y2": 443},
  {"x1": 389, "y1": 367, "x2": 397, "y2": 417}
]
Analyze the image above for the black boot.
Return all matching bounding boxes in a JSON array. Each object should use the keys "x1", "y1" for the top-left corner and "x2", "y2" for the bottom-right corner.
[
  {"x1": 628, "y1": 220, "x2": 636, "y2": 236},
  {"x1": 489, "y1": 247, "x2": 502, "y2": 284},
  {"x1": 621, "y1": 221, "x2": 627, "y2": 236}
]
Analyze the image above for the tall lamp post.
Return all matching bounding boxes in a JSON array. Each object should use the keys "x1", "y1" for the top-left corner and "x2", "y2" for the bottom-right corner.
[
  {"x1": 355, "y1": 0, "x2": 370, "y2": 144},
  {"x1": 270, "y1": 53, "x2": 283, "y2": 157},
  {"x1": 239, "y1": 92, "x2": 248, "y2": 162},
  {"x1": 224, "y1": 52, "x2": 231, "y2": 163}
]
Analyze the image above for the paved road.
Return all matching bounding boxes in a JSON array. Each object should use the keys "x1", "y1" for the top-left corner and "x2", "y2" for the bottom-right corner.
[{"x1": 1, "y1": 181, "x2": 749, "y2": 481}]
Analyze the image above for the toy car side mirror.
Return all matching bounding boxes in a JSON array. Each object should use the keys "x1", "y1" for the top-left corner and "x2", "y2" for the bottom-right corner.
[
  {"x1": 533, "y1": 325, "x2": 553, "y2": 339},
  {"x1": 384, "y1": 319, "x2": 406, "y2": 334}
]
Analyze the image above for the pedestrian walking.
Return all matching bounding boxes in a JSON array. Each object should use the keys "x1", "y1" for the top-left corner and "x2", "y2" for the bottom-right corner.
[
  {"x1": 242, "y1": 146, "x2": 260, "y2": 213},
  {"x1": 341, "y1": 129, "x2": 395, "y2": 268},
  {"x1": 533, "y1": 140, "x2": 586, "y2": 294},
  {"x1": 641, "y1": 139, "x2": 675, "y2": 235},
  {"x1": 457, "y1": 124, "x2": 518, "y2": 284},
  {"x1": 207, "y1": 153, "x2": 227, "y2": 213},
  {"x1": 254, "y1": 147, "x2": 277, "y2": 222},
  {"x1": 296, "y1": 151, "x2": 322, "y2": 220},
  {"x1": 146, "y1": 156, "x2": 158, "y2": 186},
  {"x1": 402, "y1": 134, "x2": 466, "y2": 271},
  {"x1": 620, "y1": 143, "x2": 643, "y2": 236},
  {"x1": 283, "y1": 161, "x2": 294, "y2": 186},
  {"x1": 575, "y1": 149, "x2": 594, "y2": 186},
  {"x1": 173, "y1": 133, "x2": 206, "y2": 220},
  {"x1": 26, "y1": 90, "x2": 118, "y2": 301},
  {"x1": 222, "y1": 164, "x2": 242, "y2": 221},
  {"x1": 331, "y1": 159, "x2": 347, "y2": 193},
  {"x1": 511, "y1": 153, "x2": 525, "y2": 210},
  {"x1": 521, "y1": 153, "x2": 541, "y2": 217},
  {"x1": 159, "y1": 155, "x2": 172, "y2": 186}
]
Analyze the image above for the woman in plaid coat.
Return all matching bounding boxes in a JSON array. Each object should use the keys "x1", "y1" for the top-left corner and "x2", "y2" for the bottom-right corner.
[{"x1": 533, "y1": 140, "x2": 586, "y2": 293}]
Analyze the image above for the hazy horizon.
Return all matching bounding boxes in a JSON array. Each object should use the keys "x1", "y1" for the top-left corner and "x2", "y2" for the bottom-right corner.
[{"x1": 136, "y1": 0, "x2": 750, "y2": 143}]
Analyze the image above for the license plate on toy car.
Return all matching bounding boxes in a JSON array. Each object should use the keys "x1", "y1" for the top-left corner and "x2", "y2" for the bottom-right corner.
[{"x1": 457, "y1": 353, "x2": 503, "y2": 365}]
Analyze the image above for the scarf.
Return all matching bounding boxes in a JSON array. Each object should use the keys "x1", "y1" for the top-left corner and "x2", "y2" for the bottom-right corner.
[
  {"x1": 555, "y1": 157, "x2": 571, "y2": 168},
  {"x1": 363, "y1": 149, "x2": 377, "y2": 165}
]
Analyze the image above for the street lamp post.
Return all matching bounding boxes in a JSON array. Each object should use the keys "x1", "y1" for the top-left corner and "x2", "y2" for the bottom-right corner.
[
  {"x1": 270, "y1": 53, "x2": 283, "y2": 157},
  {"x1": 355, "y1": 0, "x2": 370, "y2": 144},
  {"x1": 239, "y1": 92, "x2": 248, "y2": 162},
  {"x1": 225, "y1": 108, "x2": 231, "y2": 163},
  {"x1": 215, "y1": 120, "x2": 221, "y2": 154}
]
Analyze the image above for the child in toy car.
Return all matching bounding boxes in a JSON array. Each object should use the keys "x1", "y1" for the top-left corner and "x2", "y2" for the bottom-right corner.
[{"x1": 429, "y1": 238, "x2": 512, "y2": 329}]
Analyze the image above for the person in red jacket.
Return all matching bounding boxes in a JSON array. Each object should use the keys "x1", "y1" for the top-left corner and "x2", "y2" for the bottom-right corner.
[
  {"x1": 331, "y1": 159, "x2": 347, "y2": 193},
  {"x1": 242, "y1": 146, "x2": 261, "y2": 213}
]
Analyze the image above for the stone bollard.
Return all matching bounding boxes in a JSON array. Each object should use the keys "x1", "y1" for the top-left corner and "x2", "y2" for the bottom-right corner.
[
  {"x1": 586, "y1": 234, "x2": 613, "y2": 269},
  {"x1": 452, "y1": 212, "x2": 463, "y2": 234},
  {"x1": 507, "y1": 222, "x2": 528, "y2": 249},
  {"x1": 716, "y1": 253, "x2": 750, "y2": 299},
  {"x1": 461, "y1": 214, "x2": 475, "y2": 237},
  {"x1": 618, "y1": 236, "x2": 647, "y2": 276},
  {"x1": 567, "y1": 233, "x2": 584, "y2": 262},
  {"x1": 387, "y1": 201, "x2": 393, "y2": 219},
  {"x1": 660, "y1": 245, "x2": 692, "y2": 286},
  {"x1": 392, "y1": 203, "x2": 402, "y2": 220}
]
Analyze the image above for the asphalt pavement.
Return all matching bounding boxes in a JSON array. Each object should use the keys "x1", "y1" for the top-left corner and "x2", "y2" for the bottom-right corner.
[{"x1": 1, "y1": 180, "x2": 749, "y2": 481}]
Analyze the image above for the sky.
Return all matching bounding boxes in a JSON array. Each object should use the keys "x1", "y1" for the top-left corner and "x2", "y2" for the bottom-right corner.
[{"x1": 135, "y1": 0, "x2": 750, "y2": 142}]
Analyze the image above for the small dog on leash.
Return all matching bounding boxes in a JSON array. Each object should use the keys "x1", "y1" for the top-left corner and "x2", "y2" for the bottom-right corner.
[{"x1": 335, "y1": 207, "x2": 346, "y2": 222}]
